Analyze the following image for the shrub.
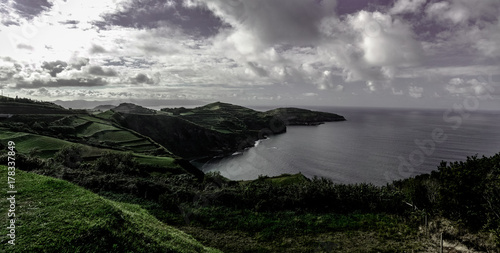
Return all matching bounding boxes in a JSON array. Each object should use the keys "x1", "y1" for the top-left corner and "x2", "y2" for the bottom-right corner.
[
  {"x1": 436, "y1": 154, "x2": 500, "y2": 231},
  {"x1": 94, "y1": 152, "x2": 140, "y2": 174},
  {"x1": 54, "y1": 145, "x2": 84, "y2": 168}
]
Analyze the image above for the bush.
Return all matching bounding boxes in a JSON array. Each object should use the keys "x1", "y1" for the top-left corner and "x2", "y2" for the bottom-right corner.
[
  {"x1": 436, "y1": 155, "x2": 500, "y2": 230},
  {"x1": 54, "y1": 145, "x2": 84, "y2": 168},
  {"x1": 94, "y1": 152, "x2": 140, "y2": 174}
]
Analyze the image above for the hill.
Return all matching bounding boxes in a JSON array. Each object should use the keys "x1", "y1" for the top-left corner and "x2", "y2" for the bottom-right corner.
[
  {"x1": 0, "y1": 114, "x2": 171, "y2": 157},
  {"x1": 116, "y1": 101, "x2": 346, "y2": 159},
  {"x1": 112, "y1": 103, "x2": 156, "y2": 114},
  {"x1": 0, "y1": 95, "x2": 77, "y2": 114},
  {"x1": 266, "y1": 107, "x2": 346, "y2": 125},
  {"x1": 93, "y1": 104, "x2": 117, "y2": 111},
  {"x1": 0, "y1": 166, "x2": 221, "y2": 253}
]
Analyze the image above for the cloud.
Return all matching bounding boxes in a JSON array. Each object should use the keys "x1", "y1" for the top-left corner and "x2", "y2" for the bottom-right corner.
[
  {"x1": 203, "y1": 0, "x2": 337, "y2": 51},
  {"x1": 69, "y1": 58, "x2": 90, "y2": 70},
  {"x1": 0, "y1": 59, "x2": 18, "y2": 82},
  {"x1": 0, "y1": 67, "x2": 16, "y2": 81},
  {"x1": 41, "y1": 60, "x2": 68, "y2": 77},
  {"x1": 16, "y1": 43, "x2": 34, "y2": 50},
  {"x1": 445, "y1": 77, "x2": 494, "y2": 97},
  {"x1": 1, "y1": 0, "x2": 499, "y2": 109},
  {"x1": 129, "y1": 73, "x2": 156, "y2": 84},
  {"x1": 302, "y1": 92, "x2": 318, "y2": 97},
  {"x1": 95, "y1": 0, "x2": 222, "y2": 37},
  {"x1": 470, "y1": 19, "x2": 500, "y2": 58},
  {"x1": 392, "y1": 87, "x2": 404, "y2": 95},
  {"x1": 89, "y1": 44, "x2": 107, "y2": 54},
  {"x1": 390, "y1": 0, "x2": 426, "y2": 15},
  {"x1": 425, "y1": 0, "x2": 500, "y2": 25},
  {"x1": 59, "y1": 20, "x2": 80, "y2": 25},
  {"x1": 409, "y1": 85, "x2": 423, "y2": 98},
  {"x1": 15, "y1": 77, "x2": 107, "y2": 89},
  {"x1": 58, "y1": 19, "x2": 80, "y2": 29},
  {"x1": 12, "y1": 0, "x2": 52, "y2": 19},
  {"x1": 348, "y1": 11, "x2": 423, "y2": 68},
  {"x1": 87, "y1": 65, "x2": 117, "y2": 77},
  {"x1": 317, "y1": 10, "x2": 424, "y2": 84},
  {"x1": 246, "y1": 62, "x2": 268, "y2": 77}
]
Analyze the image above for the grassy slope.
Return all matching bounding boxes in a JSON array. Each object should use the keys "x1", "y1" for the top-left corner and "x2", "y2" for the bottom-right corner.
[
  {"x1": 0, "y1": 128, "x2": 181, "y2": 174},
  {"x1": 72, "y1": 116, "x2": 163, "y2": 154},
  {"x1": 0, "y1": 128, "x2": 87, "y2": 158},
  {"x1": 0, "y1": 166, "x2": 221, "y2": 253}
]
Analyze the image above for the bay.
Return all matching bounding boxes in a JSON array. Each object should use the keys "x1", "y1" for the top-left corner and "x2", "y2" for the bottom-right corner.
[{"x1": 196, "y1": 107, "x2": 500, "y2": 185}]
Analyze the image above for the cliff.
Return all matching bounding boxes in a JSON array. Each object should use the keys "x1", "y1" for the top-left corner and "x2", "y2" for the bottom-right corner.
[
  {"x1": 266, "y1": 107, "x2": 346, "y2": 125},
  {"x1": 115, "y1": 102, "x2": 345, "y2": 159}
]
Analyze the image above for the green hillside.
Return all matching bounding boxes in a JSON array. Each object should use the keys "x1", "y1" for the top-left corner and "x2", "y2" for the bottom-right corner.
[
  {"x1": 0, "y1": 114, "x2": 170, "y2": 156},
  {"x1": 0, "y1": 96, "x2": 80, "y2": 114},
  {"x1": 0, "y1": 127, "x2": 93, "y2": 158},
  {"x1": 0, "y1": 166, "x2": 221, "y2": 253}
]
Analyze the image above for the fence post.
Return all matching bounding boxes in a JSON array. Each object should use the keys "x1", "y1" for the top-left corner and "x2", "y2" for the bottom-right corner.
[
  {"x1": 440, "y1": 232, "x2": 443, "y2": 253},
  {"x1": 425, "y1": 214, "x2": 428, "y2": 237}
]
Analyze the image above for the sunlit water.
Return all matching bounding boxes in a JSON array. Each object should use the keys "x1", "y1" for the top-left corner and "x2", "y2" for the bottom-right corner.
[{"x1": 195, "y1": 107, "x2": 500, "y2": 185}]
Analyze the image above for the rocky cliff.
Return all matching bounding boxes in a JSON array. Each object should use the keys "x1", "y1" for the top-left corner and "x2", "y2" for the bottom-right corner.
[{"x1": 113, "y1": 102, "x2": 345, "y2": 159}]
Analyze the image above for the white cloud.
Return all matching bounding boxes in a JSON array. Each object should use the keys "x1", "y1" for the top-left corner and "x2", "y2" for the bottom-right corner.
[
  {"x1": 409, "y1": 85, "x2": 423, "y2": 98},
  {"x1": 425, "y1": 0, "x2": 500, "y2": 25},
  {"x1": 471, "y1": 19, "x2": 500, "y2": 58},
  {"x1": 392, "y1": 87, "x2": 403, "y2": 95},
  {"x1": 348, "y1": 11, "x2": 423, "y2": 68},
  {"x1": 448, "y1": 77, "x2": 464, "y2": 86},
  {"x1": 302, "y1": 92, "x2": 318, "y2": 97},
  {"x1": 445, "y1": 77, "x2": 494, "y2": 97},
  {"x1": 365, "y1": 81, "x2": 376, "y2": 92}
]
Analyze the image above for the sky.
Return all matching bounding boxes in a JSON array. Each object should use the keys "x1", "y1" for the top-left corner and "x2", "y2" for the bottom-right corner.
[{"x1": 0, "y1": 0, "x2": 499, "y2": 109}]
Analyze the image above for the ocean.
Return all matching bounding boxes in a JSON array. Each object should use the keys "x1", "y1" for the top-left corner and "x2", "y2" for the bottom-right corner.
[{"x1": 196, "y1": 107, "x2": 500, "y2": 185}]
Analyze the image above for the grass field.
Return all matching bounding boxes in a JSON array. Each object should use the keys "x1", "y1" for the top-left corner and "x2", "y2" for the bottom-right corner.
[
  {"x1": 76, "y1": 122, "x2": 118, "y2": 137},
  {"x1": 0, "y1": 127, "x2": 181, "y2": 174},
  {"x1": 133, "y1": 154, "x2": 178, "y2": 168},
  {"x1": 0, "y1": 129, "x2": 81, "y2": 157},
  {"x1": 71, "y1": 116, "x2": 162, "y2": 154},
  {"x1": 0, "y1": 129, "x2": 29, "y2": 139},
  {"x1": 0, "y1": 166, "x2": 221, "y2": 253}
]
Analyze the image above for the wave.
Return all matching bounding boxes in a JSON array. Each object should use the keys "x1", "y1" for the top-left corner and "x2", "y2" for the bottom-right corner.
[{"x1": 254, "y1": 137, "x2": 269, "y2": 147}]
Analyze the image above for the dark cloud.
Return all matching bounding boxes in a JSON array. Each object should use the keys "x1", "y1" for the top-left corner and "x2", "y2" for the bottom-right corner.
[
  {"x1": 89, "y1": 44, "x2": 107, "y2": 54},
  {"x1": 17, "y1": 44, "x2": 34, "y2": 50},
  {"x1": 58, "y1": 20, "x2": 80, "y2": 29},
  {"x1": 202, "y1": 0, "x2": 337, "y2": 47},
  {"x1": 336, "y1": 0, "x2": 385, "y2": 15},
  {"x1": 12, "y1": 0, "x2": 52, "y2": 19},
  {"x1": 0, "y1": 57, "x2": 14, "y2": 62},
  {"x1": 246, "y1": 62, "x2": 268, "y2": 77},
  {"x1": 94, "y1": 0, "x2": 223, "y2": 37},
  {"x1": 69, "y1": 58, "x2": 90, "y2": 70},
  {"x1": 88, "y1": 66, "x2": 117, "y2": 77},
  {"x1": 1, "y1": 19, "x2": 19, "y2": 27},
  {"x1": 59, "y1": 20, "x2": 80, "y2": 25},
  {"x1": 130, "y1": 73, "x2": 154, "y2": 84},
  {"x1": 0, "y1": 66, "x2": 16, "y2": 81},
  {"x1": 16, "y1": 77, "x2": 107, "y2": 89},
  {"x1": 139, "y1": 44, "x2": 171, "y2": 54},
  {"x1": 41, "y1": 60, "x2": 68, "y2": 77}
]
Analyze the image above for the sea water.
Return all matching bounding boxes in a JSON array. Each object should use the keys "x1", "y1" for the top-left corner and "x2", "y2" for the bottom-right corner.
[{"x1": 197, "y1": 107, "x2": 500, "y2": 185}]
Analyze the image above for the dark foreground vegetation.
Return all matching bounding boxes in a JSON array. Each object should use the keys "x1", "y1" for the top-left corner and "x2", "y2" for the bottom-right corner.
[{"x1": 1, "y1": 147, "x2": 499, "y2": 252}]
